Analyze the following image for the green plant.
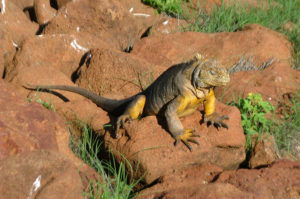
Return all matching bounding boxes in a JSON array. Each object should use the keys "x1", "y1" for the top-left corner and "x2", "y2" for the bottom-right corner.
[
  {"x1": 228, "y1": 93, "x2": 275, "y2": 150},
  {"x1": 69, "y1": 121, "x2": 142, "y2": 199},
  {"x1": 27, "y1": 96, "x2": 55, "y2": 111},
  {"x1": 142, "y1": 0, "x2": 186, "y2": 16},
  {"x1": 35, "y1": 98, "x2": 55, "y2": 111},
  {"x1": 271, "y1": 92, "x2": 300, "y2": 154}
]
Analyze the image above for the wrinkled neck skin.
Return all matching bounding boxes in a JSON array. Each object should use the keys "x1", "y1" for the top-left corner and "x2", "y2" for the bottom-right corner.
[
  {"x1": 184, "y1": 71, "x2": 210, "y2": 99},
  {"x1": 191, "y1": 64, "x2": 212, "y2": 87},
  {"x1": 189, "y1": 82, "x2": 212, "y2": 99}
]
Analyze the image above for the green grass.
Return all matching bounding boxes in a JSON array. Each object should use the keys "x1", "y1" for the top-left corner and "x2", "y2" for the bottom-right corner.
[
  {"x1": 26, "y1": 92, "x2": 141, "y2": 198},
  {"x1": 27, "y1": 96, "x2": 55, "y2": 111},
  {"x1": 142, "y1": 0, "x2": 186, "y2": 16},
  {"x1": 143, "y1": 0, "x2": 300, "y2": 69},
  {"x1": 69, "y1": 121, "x2": 142, "y2": 199},
  {"x1": 271, "y1": 92, "x2": 300, "y2": 155}
]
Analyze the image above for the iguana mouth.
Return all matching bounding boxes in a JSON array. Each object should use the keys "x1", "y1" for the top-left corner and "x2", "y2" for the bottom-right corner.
[{"x1": 217, "y1": 75, "x2": 230, "y2": 86}]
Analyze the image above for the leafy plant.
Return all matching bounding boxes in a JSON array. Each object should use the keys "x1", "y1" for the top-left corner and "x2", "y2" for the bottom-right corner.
[{"x1": 228, "y1": 93, "x2": 275, "y2": 149}]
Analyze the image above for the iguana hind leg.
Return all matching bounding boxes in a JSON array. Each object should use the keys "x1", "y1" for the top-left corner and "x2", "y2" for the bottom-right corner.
[
  {"x1": 115, "y1": 95, "x2": 146, "y2": 137},
  {"x1": 165, "y1": 97, "x2": 200, "y2": 151}
]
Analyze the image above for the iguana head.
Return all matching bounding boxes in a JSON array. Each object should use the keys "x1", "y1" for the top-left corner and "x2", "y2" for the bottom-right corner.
[{"x1": 191, "y1": 57, "x2": 230, "y2": 89}]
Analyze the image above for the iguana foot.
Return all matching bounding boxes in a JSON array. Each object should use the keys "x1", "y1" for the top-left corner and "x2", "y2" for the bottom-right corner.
[
  {"x1": 204, "y1": 112, "x2": 229, "y2": 129},
  {"x1": 174, "y1": 129, "x2": 200, "y2": 151},
  {"x1": 115, "y1": 114, "x2": 132, "y2": 138}
]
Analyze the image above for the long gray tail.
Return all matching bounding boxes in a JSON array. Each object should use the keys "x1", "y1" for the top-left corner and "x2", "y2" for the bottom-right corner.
[{"x1": 25, "y1": 84, "x2": 132, "y2": 113}]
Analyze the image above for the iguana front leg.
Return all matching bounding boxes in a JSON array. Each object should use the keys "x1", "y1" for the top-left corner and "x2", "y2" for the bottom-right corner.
[
  {"x1": 165, "y1": 97, "x2": 200, "y2": 151},
  {"x1": 115, "y1": 95, "x2": 146, "y2": 137},
  {"x1": 203, "y1": 89, "x2": 229, "y2": 129}
]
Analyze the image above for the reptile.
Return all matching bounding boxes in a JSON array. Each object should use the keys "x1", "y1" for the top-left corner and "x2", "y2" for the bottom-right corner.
[{"x1": 25, "y1": 54, "x2": 230, "y2": 151}]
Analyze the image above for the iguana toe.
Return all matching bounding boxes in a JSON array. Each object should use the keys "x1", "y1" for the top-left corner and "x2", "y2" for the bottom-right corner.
[
  {"x1": 174, "y1": 129, "x2": 200, "y2": 151},
  {"x1": 115, "y1": 114, "x2": 132, "y2": 138},
  {"x1": 204, "y1": 113, "x2": 229, "y2": 129}
]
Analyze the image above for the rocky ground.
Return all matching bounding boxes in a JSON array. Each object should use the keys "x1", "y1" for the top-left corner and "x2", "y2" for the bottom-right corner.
[{"x1": 0, "y1": 0, "x2": 299, "y2": 198}]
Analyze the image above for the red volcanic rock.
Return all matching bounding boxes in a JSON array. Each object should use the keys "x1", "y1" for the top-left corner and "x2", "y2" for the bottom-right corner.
[
  {"x1": 44, "y1": 0, "x2": 158, "y2": 51},
  {"x1": 0, "y1": 150, "x2": 84, "y2": 199},
  {"x1": 132, "y1": 24, "x2": 292, "y2": 69},
  {"x1": 34, "y1": 0, "x2": 57, "y2": 24},
  {"x1": 105, "y1": 102, "x2": 245, "y2": 184}
]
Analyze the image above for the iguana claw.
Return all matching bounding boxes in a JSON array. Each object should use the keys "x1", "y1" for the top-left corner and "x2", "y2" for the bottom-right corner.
[
  {"x1": 174, "y1": 129, "x2": 200, "y2": 151},
  {"x1": 204, "y1": 112, "x2": 229, "y2": 129},
  {"x1": 115, "y1": 114, "x2": 132, "y2": 138}
]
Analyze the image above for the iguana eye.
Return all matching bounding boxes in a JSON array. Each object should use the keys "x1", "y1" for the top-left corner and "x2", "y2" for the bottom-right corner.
[{"x1": 209, "y1": 71, "x2": 216, "y2": 75}]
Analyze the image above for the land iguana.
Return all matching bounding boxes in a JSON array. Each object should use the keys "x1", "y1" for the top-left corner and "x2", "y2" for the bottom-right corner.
[{"x1": 25, "y1": 54, "x2": 230, "y2": 151}]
